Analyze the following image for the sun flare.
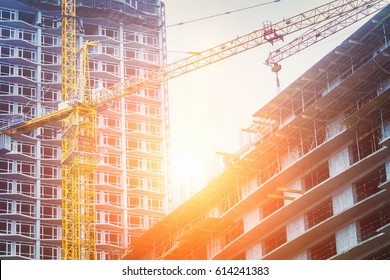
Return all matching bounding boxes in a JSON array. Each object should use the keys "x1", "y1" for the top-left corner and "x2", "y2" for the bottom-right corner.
[{"x1": 172, "y1": 153, "x2": 206, "y2": 183}]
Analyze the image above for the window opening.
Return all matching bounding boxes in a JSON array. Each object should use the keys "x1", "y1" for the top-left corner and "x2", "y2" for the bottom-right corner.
[
  {"x1": 310, "y1": 235, "x2": 337, "y2": 260},
  {"x1": 306, "y1": 198, "x2": 333, "y2": 228},
  {"x1": 263, "y1": 227, "x2": 287, "y2": 254}
]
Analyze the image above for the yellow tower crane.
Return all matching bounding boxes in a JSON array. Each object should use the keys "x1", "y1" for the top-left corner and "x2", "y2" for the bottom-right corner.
[
  {"x1": 0, "y1": 0, "x2": 387, "y2": 259},
  {"x1": 61, "y1": 0, "x2": 97, "y2": 260}
]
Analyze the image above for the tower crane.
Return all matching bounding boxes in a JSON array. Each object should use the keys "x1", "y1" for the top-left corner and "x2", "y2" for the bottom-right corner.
[
  {"x1": 0, "y1": 0, "x2": 387, "y2": 260},
  {"x1": 61, "y1": 0, "x2": 97, "y2": 260}
]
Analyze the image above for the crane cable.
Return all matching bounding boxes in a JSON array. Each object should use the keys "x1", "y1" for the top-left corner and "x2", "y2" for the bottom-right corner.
[{"x1": 167, "y1": 0, "x2": 281, "y2": 28}]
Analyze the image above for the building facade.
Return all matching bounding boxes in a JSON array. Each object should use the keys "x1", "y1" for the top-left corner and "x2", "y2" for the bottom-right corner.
[
  {"x1": 0, "y1": 0, "x2": 169, "y2": 259},
  {"x1": 124, "y1": 6, "x2": 390, "y2": 260}
]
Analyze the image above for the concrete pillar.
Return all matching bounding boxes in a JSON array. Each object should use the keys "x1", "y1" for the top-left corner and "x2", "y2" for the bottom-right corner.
[
  {"x1": 329, "y1": 147, "x2": 350, "y2": 177},
  {"x1": 286, "y1": 215, "x2": 306, "y2": 241},
  {"x1": 332, "y1": 184, "x2": 354, "y2": 215},
  {"x1": 245, "y1": 243, "x2": 262, "y2": 260},
  {"x1": 335, "y1": 223, "x2": 358, "y2": 254},
  {"x1": 383, "y1": 119, "x2": 390, "y2": 138},
  {"x1": 280, "y1": 151, "x2": 289, "y2": 170},
  {"x1": 208, "y1": 235, "x2": 222, "y2": 259},
  {"x1": 241, "y1": 176, "x2": 257, "y2": 198},
  {"x1": 326, "y1": 116, "x2": 346, "y2": 139},
  {"x1": 243, "y1": 208, "x2": 260, "y2": 232}
]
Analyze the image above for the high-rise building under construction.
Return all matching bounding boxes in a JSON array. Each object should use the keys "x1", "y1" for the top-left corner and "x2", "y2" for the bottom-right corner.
[
  {"x1": 124, "y1": 6, "x2": 390, "y2": 260},
  {"x1": 0, "y1": 0, "x2": 169, "y2": 259}
]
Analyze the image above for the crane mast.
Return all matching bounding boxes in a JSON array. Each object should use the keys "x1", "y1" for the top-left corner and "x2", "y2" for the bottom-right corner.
[
  {"x1": 0, "y1": 0, "x2": 388, "y2": 260},
  {"x1": 61, "y1": 0, "x2": 96, "y2": 260}
]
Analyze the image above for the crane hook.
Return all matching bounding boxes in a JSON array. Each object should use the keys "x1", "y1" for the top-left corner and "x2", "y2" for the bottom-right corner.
[{"x1": 271, "y1": 63, "x2": 282, "y2": 93}]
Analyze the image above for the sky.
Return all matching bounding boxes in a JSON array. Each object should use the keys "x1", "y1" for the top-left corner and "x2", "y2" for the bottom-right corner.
[{"x1": 162, "y1": 0, "x2": 370, "y2": 206}]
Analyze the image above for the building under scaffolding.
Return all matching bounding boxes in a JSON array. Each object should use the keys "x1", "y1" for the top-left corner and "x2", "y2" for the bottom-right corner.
[{"x1": 123, "y1": 6, "x2": 390, "y2": 260}]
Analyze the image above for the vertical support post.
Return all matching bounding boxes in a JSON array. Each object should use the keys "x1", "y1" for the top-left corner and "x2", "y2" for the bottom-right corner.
[
  {"x1": 380, "y1": 109, "x2": 384, "y2": 139},
  {"x1": 350, "y1": 55, "x2": 354, "y2": 73},
  {"x1": 371, "y1": 122, "x2": 376, "y2": 152},
  {"x1": 276, "y1": 144, "x2": 281, "y2": 172},
  {"x1": 355, "y1": 130, "x2": 360, "y2": 162},
  {"x1": 381, "y1": 22, "x2": 387, "y2": 46},
  {"x1": 299, "y1": 128, "x2": 304, "y2": 156},
  {"x1": 314, "y1": 119, "x2": 318, "y2": 147}
]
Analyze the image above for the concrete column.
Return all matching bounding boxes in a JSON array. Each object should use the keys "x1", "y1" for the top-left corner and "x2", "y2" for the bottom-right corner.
[
  {"x1": 329, "y1": 147, "x2": 350, "y2": 177},
  {"x1": 327, "y1": 116, "x2": 346, "y2": 139},
  {"x1": 208, "y1": 234, "x2": 222, "y2": 259},
  {"x1": 382, "y1": 117, "x2": 390, "y2": 138},
  {"x1": 241, "y1": 176, "x2": 257, "y2": 198},
  {"x1": 286, "y1": 215, "x2": 305, "y2": 241},
  {"x1": 335, "y1": 223, "x2": 358, "y2": 254},
  {"x1": 382, "y1": 120, "x2": 390, "y2": 183},
  {"x1": 332, "y1": 184, "x2": 355, "y2": 215},
  {"x1": 245, "y1": 243, "x2": 262, "y2": 260},
  {"x1": 243, "y1": 208, "x2": 260, "y2": 232}
]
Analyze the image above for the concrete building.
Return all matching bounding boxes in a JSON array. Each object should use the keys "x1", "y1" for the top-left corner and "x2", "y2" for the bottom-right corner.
[
  {"x1": 123, "y1": 6, "x2": 390, "y2": 260},
  {"x1": 0, "y1": 0, "x2": 169, "y2": 259}
]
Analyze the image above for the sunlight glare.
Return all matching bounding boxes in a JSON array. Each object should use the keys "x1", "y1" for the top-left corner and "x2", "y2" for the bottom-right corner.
[{"x1": 172, "y1": 152, "x2": 206, "y2": 185}]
